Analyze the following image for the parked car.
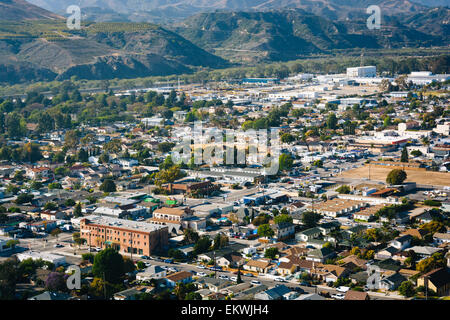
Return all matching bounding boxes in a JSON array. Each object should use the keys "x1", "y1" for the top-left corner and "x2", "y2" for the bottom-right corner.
[
  {"x1": 274, "y1": 277, "x2": 286, "y2": 282},
  {"x1": 251, "y1": 280, "x2": 261, "y2": 285},
  {"x1": 219, "y1": 275, "x2": 229, "y2": 280},
  {"x1": 331, "y1": 293, "x2": 345, "y2": 300},
  {"x1": 197, "y1": 272, "x2": 207, "y2": 277},
  {"x1": 141, "y1": 255, "x2": 150, "y2": 260},
  {"x1": 336, "y1": 286, "x2": 350, "y2": 293},
  {"x1": 230, "y1": 276, "x2": 237, "y2": 282},
  {"x1": 245, "y1": 273, "x2": 254, "y2": 277},
  {"x1": 197, "y1": 265, "x2": 206, "y2": 269},
  {"x1": 53, "y1": 243, "x2": 63, "y2": 248}
]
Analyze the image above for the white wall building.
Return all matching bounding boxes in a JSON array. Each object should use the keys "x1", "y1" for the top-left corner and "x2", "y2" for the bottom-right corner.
[{"x1": 346, "y1": 66, "x2": 377, "y2": 78}]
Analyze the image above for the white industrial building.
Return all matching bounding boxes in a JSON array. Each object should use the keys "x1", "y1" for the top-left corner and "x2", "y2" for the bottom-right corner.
[
  {"x1": 407, "y1": 71, "x2": 450, "y2": 85},
  {"x1": 346, "y1": 66, "x2": 377, "y2": 78},
  {"x1": 17, "y1": 251, "x2": 67, "y2": 266}
]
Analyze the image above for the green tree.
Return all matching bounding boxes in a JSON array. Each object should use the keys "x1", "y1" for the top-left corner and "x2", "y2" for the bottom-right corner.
[
  {"x1": 100, "y1": 179, "x2": 116, "y2": 193},
  {"x1": 302, "y1": 211, "x2": 322, "y2": 228},
  {"x1": 92, "y1": 248, "x2": 125, "y2": 284},
  {"x1": 401, "y1": 146, "x2": 409, "y2": 163},
  {"x1": 264, "y1": 247, "x2": 279, "y2": 260},
  {"x1": 386, "y1": 169, "x2": 407, "y2": 185},
  {"x1": 398, "y1": 281, "x2": 415, "y2": 297},
  {"x1": 73, "y1": 202, "x2": 82, "y2": 217},
  {"x1": 257, "y1": 224, "x2": 274, "y2": 238},
  {"x1": 327, "y1": 113, "x2": 338, "y2": 130},
  {"x1": 273, "y1": 214, "x2": 293, "y2": 225},
  {"x1": 336, "y1": 185, "x2": 351, "y2": 194},
  {"x1": 279, "y1": 153, "x2": 293, "y2": 171}
]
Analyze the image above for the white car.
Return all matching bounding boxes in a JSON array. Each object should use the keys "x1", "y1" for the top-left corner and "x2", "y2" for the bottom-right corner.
[
  {"x1": 168, "y1": 267, "x2": 178, "y2": 273},
  {"x1": 251, "y1": 280, "x2": 261, "y2": 285},
  {"x1": 197, "y1": 272, "x2": 207, "y2": 277},
  {"x1": 336, "y1": 286, "x2": 350, "y2": 293},
  {"x1": 219, "y1": 275, "x2": 229, "y2": 280},
  {"x1": 230, "y1": 276, "x2": 237, "y2": 282},
  {"x1": 274, "y1": 277, "x2": 286, "y2": 282},
  {"x1": 197, "y1": 265, "x2": 206, "y2": 269},
  {"x1": 331, "y1": 293, "x2": 345, "y2": 300}
]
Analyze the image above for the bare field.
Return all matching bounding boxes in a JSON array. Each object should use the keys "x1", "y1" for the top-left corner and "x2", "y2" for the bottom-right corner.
[{"x1": 340, "y1": 166, "x2": 450, "y2": 187}]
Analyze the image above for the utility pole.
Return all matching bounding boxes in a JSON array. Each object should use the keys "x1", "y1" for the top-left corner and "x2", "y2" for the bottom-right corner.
[
  {"x1": 214, "y1": 250, "x2": 217, "y2": 279},
  {"x1": 103, "y1": 272, "x2": 107, "y2": 300}
]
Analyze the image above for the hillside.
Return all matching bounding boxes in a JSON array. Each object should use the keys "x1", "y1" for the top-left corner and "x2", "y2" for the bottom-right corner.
[
  {"x1": 172, "y1": 9, "x2": 447, "y2": 63},
  {"x1": 26, "y1": 0, "x2": 430, "y2": 23},
  {"x1": 0, "y1": 0, "x2": 63, "y2": 20},
  {"x1": 0, "y1": 21, "x2": 228, "y2": 84}
]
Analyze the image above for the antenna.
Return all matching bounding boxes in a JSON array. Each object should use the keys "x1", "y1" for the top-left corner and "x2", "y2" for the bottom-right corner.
[{"x1": 360, "y1": 49, "x2": 365, "y2": 67}]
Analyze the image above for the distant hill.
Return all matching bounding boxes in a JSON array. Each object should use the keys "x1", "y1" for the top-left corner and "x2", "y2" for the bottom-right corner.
[
  {"x1": 0, "y1": 0, "x2": 63, "y2": 20},
  {"x1": 26, "y1": 0, "x2": 430, "y2": 23},
  {"x1": 172, "y1": 9, "x2": 448, "y2": 63},
  {"x1": 410, "y1": 0, "x2": 449, "y2": 7},
  {"x1": 0, "y1": 21, "x2": 228, "y2": 84}
]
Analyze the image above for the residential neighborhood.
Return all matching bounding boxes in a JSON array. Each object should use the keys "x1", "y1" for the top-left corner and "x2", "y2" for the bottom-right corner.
[{"x1": 0, "y1": 65, "x2": 449, "y2": 302}]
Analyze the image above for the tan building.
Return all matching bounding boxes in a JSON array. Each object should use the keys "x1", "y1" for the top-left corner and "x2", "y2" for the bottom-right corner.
[
  {"x1": 80, "y1": 215, "x2": 168, "y2": 256},
  {"x1": 243, "y1": 259, "x2": 272, "y2": 274},
  {"x1": 313, "y1": 199, "x2": 366, "y2": 218},
  {"x1": 417, "y1": 268, "x2": 450, "y2": 296}
]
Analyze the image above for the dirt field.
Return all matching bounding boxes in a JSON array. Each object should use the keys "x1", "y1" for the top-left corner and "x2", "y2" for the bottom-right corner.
[{"x1": 340, "y1": 166, "x2": 450, "y2": 187}]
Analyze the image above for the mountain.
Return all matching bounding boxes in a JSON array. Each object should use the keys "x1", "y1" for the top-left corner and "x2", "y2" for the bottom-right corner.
[
  {"x1": 410, "y1": 0, "x2": 449, "y2": 7},
  {"x1": 26, "y1": 0, "x2": 430, "y2": 23},
  {"x1": 172, "y1": 9, "x2": 448, "y2": 63},
  {"x1": 0, "y1": 0, "x2": 63, "y2": 20},
  {"x1": 0, "y1": 20, "x2": 228, "y2": 84}
]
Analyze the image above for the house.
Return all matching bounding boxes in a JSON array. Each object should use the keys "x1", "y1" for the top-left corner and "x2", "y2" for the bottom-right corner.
[
  {"x1": 254, "y1": 285, "x2": 294, "y2": 300},
  {"x1": 136, "y1": 265, "x2": 167, "y2": 281},
  {"x1": 339, "y1": 255, "x2": 368, "y2": 271},
  {"x1": 417, "y1": 268, "x2": 450, "y2": 296},
  {"x1": 271, "y1": 222, "x2": 295, "y2": 240},
  {"x1": 113, "y1": 286, "x2": 155, "y2": 300},
  {"x1": 277, "y1": 261, "x2": 297, "y2": 276},
  {"x1": 317, "y1": 221, "x2": 341, "y2": 235},
  {"x1": 312, "y1": 264, "x2": 351, "y2": 283},
  {"x1": 390, "y1": 235, "x2": 412, "y2": 251},
  {"x1": 28, "y1": 291, "x2": 72, "y2": 301},
  {"x1": 165, "y1": 271, "x2": 193, "y2": 288},
  {"x1": 40, "y1": 210, "x2": 66, "y2": 221},
  {"x1": 349, "y1": 271, "x2": 369, "y2": 285},
  {"x1": 344, "y1": 290, "x2": 370, "y2": 300},
  {"x1": 243, "y1": 260, "x2": 272, "y2": 274},
  {"x1": 405, "y1": 246, "x2": 442, "y2": 259},
  {"x1": 433, "y1": 233, "x2": 450, "y2": 245},
  {"x1": 232, "y1": 284, "x2": 268, "y2": 300},
  {"x1": 379, "y1": 272, "x2": 407, "y2": 291},
  {"x1": 305, "y1": 247, "x2": 335, "y2": 263},
  {"x1": 196, "y1": 278, "x2": 233, "y2": 293},
  {"x1": 375, "y1": 246, "x2": 399, "y2": 260},
  {"x1": 295, "y1": 227, "x2": 322, "y2": 242},
  {"x1": 401, "y1": 228, "x2": 429, "y2": 240},
  {"x1": 295, "y1": 293, "x2": 326, "y2": 300},
  {"x1": 216, "y1": 253, "x2": 245, "y2": 268}
]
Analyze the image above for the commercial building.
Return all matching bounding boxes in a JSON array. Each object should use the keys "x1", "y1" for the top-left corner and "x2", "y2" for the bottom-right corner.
[
  {"x1": 79, "y1": 215, "x2": 168, "y2": 256},
  {"x1": 312, "y1": 199, "x2": 366, "y2": 218},
  {"x1": 17, "y1": 251, "x2": 66, "y2": 266},
  {"x1": 346, "y1": 66, "x2": 377, "y2": 78}
]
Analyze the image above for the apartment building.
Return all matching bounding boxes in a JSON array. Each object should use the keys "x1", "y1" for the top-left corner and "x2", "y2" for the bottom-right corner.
[
  {"x1": 313, "y1": 199, "x2": 366, "y2": 218},
  {"x1": 79, "y1": 215, "x2": 168, "y2": 256}
]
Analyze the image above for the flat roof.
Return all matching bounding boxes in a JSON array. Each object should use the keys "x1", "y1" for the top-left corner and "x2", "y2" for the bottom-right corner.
[{"x1": 82, "y1": 215, "x2": 167, "y2": 233}]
